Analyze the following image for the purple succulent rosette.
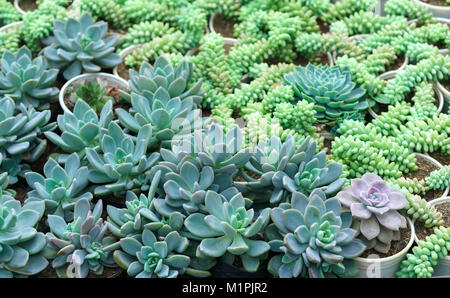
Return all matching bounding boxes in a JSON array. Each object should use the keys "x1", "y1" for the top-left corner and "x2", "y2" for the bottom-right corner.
[{"x1": 336, "y1": 173, "x2": 408, "y2": 254}]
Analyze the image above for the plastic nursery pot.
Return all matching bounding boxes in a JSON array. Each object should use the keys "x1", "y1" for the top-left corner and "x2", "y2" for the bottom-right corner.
[
  {"x1": 37, "y1": 265, "x2": 124, "y2": 278},
  {"x1": 415, "y1": 152, "x2": 450, "y2": 198},
  {"x1": 374, "y1": 0, "x2": 388, "y2": 16},
  {"x1": 59, "y1": 72, "x2": 129, "y2": 114},
  {"x1": 413, "y1": 196, "x2": 450, "y2": 277},
  {"x1": 0, "y1": 21, "x2": 22, "y2": 33},
  {"x1": 209, "y1": 13, "x2": 238, "y2": 43},
  {"x1": 413, "y1": 0, "x2": 450, "y2": 19},
  {"x1": 14, "y1": 0, "x2": 38, "y2": 14},
  {"x1": 209, "y1": 259, "x2": 270, "y2": 278},
  {"x1": 112, "y1": 44, "x2": 141, "y2": 80},
  {"x1": 367, "y1": 70, "x2": 444, "y2": 119},
  {"x1": 353, "y1": 217, "x2": 415, "y2": 278}
]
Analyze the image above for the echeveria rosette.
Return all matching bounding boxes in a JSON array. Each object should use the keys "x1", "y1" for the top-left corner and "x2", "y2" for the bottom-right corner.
[
  {"x1": 107, "y1": 170, "x2": 185, "y2": 239},
  {"x1": 184, "y1": 191, "x2": 271, "y2": 272},
  {"x1": 266, "y1": 189, "x2": 366, "y2": 278},
  {"x1": 43, "y1": 12, "x2": 121, "y2": 80},
  {"x1": 121, "y1": 55, "x2": 203, "y2": 105},
  {"x1": 112, "y1": 229, "x2": 190, "y2": 278},
  {"x1": 45, "y1": 199, "x2": 117, "y2": 278},
  {"x1": 0, "y1": 47, "x2": 59, "y2": 110},
  {"x1": 284, "y1": 64, "x2": 368, "y2": 124},
  {"x1": 0, "y1": 190, "x2": 48, "y2": 278},
  {"x1": 237, "y1": 135, "x2": 345, "y2": 204},
  {"x1": 25, "y1": 153, "x2": 92, "y2": 221},
  {"x1": 336, "y1": 173, "x2": 408, "y2": 254},
  {"x1": 85, "y1": 121, "x2": 160, "y2": 197},
  {"x1": 44, "y1": 99, "x2": 113, "y2": 161}
]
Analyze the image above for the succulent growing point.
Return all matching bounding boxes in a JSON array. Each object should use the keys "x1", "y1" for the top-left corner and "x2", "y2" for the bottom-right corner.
[
  {"x1": 0, "y1": 47, "x2": 59, "y2": 110},
  {"x1": 184, "y1": 191, "x2": 271, "y2": 272},
  {"x1": 85, "y1": 121, "x2": 160, "y2": 197},
  {"x1": 43, "y1": 12, "x2": 121, "y2": 80},
  {"x1": 113, "y1": 229, "x2": 190, "y2": 278},
  {"x1": 266, "y1": 189, "x2": 366, "y2": 278},
  {"x1": 284, "y1": 64, "x2": 368, "y2": 123},
  {"x1": 336, "y1": 173, "x2": 408, "y2": 253},
  {"x1": 0, "y1": 179, "x2": 48, "y2": 277},
  {"x1": 237, "y1": 135, "x2": 346, "y2": 204},
  {"x1": 121, "y1": 55, "x2": 203, "y2": 105},
  {"x1": 45, "y1": 199, "x2": 117, "y2": 278},
  {"x1": 25, "y1": 153, "x2": 93, "y2": 221}
]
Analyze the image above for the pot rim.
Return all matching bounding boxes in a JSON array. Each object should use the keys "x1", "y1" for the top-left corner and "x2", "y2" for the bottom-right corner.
[
  {"x1": 208, "y1": 13, "x2": 239, "y2": 43},
  {"x1": 59, "y1": 72, "x2": 129, "y2": 115},
  {"x1": 13, "y1": 0, "x2": 26, "y2": 14},
  {"x1": 112, "y1": 44, "x2": 141, "y2": 79},
  {"x1": 354, "y1": 217, "x2": 415, "y2": 263},
  {"x1": 414, "y1": 0, "x2": 450, "y2": 10},
  {"x1": 0, "y1": 21, "x2": 22, "y2": 33},
  {"x1": 413, "y1": 196, "x2": 450, "y2": 261},
  {"x1": 415, "y1": 152, "x2": 449, "y2": 198}
]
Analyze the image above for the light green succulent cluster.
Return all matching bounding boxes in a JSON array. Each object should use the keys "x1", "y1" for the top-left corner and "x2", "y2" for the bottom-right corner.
[
  {"x1": 393, "y1": 23, "x2": 449, "y2": 55},
  {"x1": 122, "y1": 21, "x2": 176, "y2": 49},
  {"x1": 80, "y1": 0, "x2": 130, "y2": 29},
  {"x1": 426, "y1": 166, "x2": 450, "y2": 191},
  {"x1": 323, "y1": 0, "x2": 377, "y2": 23},
  {"x1": 360, "y1": 20, "x2": 410, "y2": 55},
  {"x1": 21, "y1": 0, "x2": 67, "y2": 53},
  {"x1": 210, "y1": 103, "x2": 237, "y2": 133},
  {"x1": 385, "y1": 0, "x2": 434, "y2": 25},
  {"x1": 370, "y1": 101, "x2": 411, "y2": 137},
  {"x1": 176, "y1": 5, "x2": 207, "y2": 48},
  {"x1": 122, "y1": 0, "x2": 177, "y2": 25},
  {"x1": 0, "y1": 0, "x2": 21, "y2": 26},
  {"x1": 266, "y1": 189, "x2": 366, "y2": 278},
  {"x1": 185, "y1": 190, "x2": 271, "y2": 272},
  {"x1": 0, "y1": 177, "x2": 49, "y2": 278},
  {"x1": 330, "y1": 11, "x2": 406, "y2": 36},
  {"x1": 375, "y1": 54, "x2": 450, "y2": 104},
  {"x1": 225, "y1": 63, "x2": 294, "y2": 109},
  {"x1": 409, "y1": 82, "x2": 440, "y2": 121},
  {"x1": 0, "y1": 26, "x2": 20, "y2": 55},
  {"x1": 272, "y1": 100, "x2": 317, "y2": 137},
  {"x1": 45, "y1": 199, "x2": 117, "y2": 278},
  {"x1": 397, "y1": 226, "x2": 450, "y2": 278},
  {"x1": 363, "y1": 45, "x2": 397, "y2": 76},
  {"x1": 388, "y1": 177, "x2": 428, "y2": 196},
  {"x1": 401, "y1": 192, "x2": 443, "y2": 229},
  {"x1": 405, "y1": 43, "x2": 439, "y2": 63},
  {"x1": 260, "y1": 84, "x2": 294, "y2": 114}
]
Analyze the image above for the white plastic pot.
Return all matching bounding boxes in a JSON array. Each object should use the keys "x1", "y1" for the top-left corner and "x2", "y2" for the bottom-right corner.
[
  {"x1": 112, "y1": 45, "x2": 140, "y2": 80},
  {"x1": 413, "y1": 0, "x2": 450, "y2": 19},
  {"x1": 354, "y1": 217, "x2": 415, "y2": 278},
  {"x1": 374, "y1": 0, "x2": 388, "y2": 16},
  {"x1": 414, "y1": 196, "x2": 450, "y2": 277},
  {"x1": 59, "y1": 73, "x2": 129, "y2": 114},
  {"x1": 368, "y1": 70, "x2": 444, "y2": 118},
  {"x1": 14, "y1": 0, "x2": 37, "y2": 14},
  {"x1": 209, "y1": 13, "x2": 238, "y2": 43},
  {"x1": 0, "y1": 21, "x2": 22, "y2": 33}
]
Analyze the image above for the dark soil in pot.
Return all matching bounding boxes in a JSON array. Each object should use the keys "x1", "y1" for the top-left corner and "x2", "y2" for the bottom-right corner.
[
  {"x1": 36, "y1": 265, "x2": 124, "y2": 278},
  {"x1": 405, "y1": 154, "x2": 444, "y2": 201},
  {"x1": 317, "y1": 19, "x2": 330, "y2": 33},
  {"x1": 11, "y1": 178, "x2": 30, "y2": 204},
  {"x1": 294, "y1": 52, "x2": 331, "y2": 66},
  {"x1": 117, "y1": 62, "x2": 130, "y2": 81},
  {"x1": 64, "y1": 77, "x2": 128, "y2": 113},
  {"x1": 210, "y1": 259, "x2": 270, "y2": 278},
  {"x1": 359, "y1": 226, "x2": 411, "y2": 258},
  {"x1": 428, "y1": 151, "x2": 450, "y2": 166},
  {"x1": 420, "y1": 0, "x2": 449, "y2": 7},
  {"x1": 415, "y1": 201, "x2": 449, "y2": 241},
  {"x1": 213, "y1": 14, "x2": 238, "y2": 38},
  {"x1": 18, "y1": 0, "x2": 37, "y2": 12},
  {"x1": 384, "y1": 54, "x2": 406, "y2": 73},
  {"x1": 442, "y1": 78, "x2": 450, "y2": 92}
]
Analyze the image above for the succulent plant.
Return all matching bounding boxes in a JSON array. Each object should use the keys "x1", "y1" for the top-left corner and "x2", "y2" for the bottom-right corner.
[
  {"x1": 43, "y1": 12, "x2": 121, "y2": 80},
  {"x1": 426, "y1": 166, "x2": 450, "y2": 191},
  {"x1": 237, "y1": 135, "x2": 346, "y2": 204},
  {"x1": 336, "y1": 173, "x2": 408, "y2": 253},
  {"x1": 71, "y1": 78, "x2": 115, "y2": 113},
  {"x1": 116, "y1": 90, "x2": 200, "y2": 149},
  {"x1": 284, "y1": 64, "x2": 368, "y2": 123},
  {"x1": 0, "y1": 47, "x2": 59, "y2": 110},
  {"x1": 0, "y1": 96, "x2": 55, "y2": 164},
  {"x1": 107, "y1": 170, "x2": 185, "y2": 239},
  {"x1": 184, "y1": 191, "x2": 271, "y2": 272},
  {"x1": 25, "y1": 153, "x2": 93, "y2": 221},
  {"x1": 266, "y1": 189, "x2": 366, "y2": 278},
  {"x1": 85, "y1": 121, "x2": 160, "y2": 197},
  {"x1": 44, "y1": 99, "x2": 113, "y2": 161},
  {"x1": 0, "y1": 172, "x2": 48, "y2": 277},
  {"x1": 45, "y1": 199, "x2": 117, "y2": 278},
  {"x1": 0, "y1": 0, "x2": 21, "y2": 26},
  {"x1": 169, "y1": 123, "x2": 253, "y2": 191},
  {"x1": 112, "y1": 229, "x2": 190, "y2": 278},
  {"x1": 121, "y1": 56, "x2": 203, "y2": 105}
]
